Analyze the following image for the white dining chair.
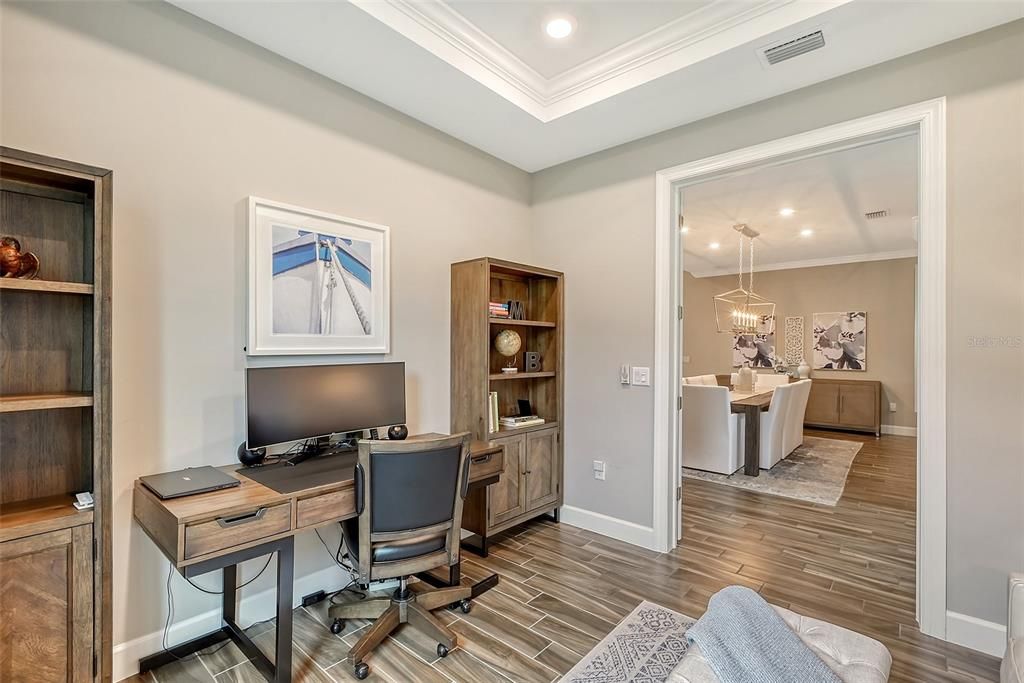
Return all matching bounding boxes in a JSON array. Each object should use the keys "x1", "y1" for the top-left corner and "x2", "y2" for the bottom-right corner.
[
  {"x1": 783, "y1": 379, "x2": 812, "y2": 455},
  {"x1": 682, "y1": 385, "x2": 743, "y2": 475},
  {"x1": 760, "y1": 382, "x2": 794, "y2": 469},
  {"x1": 754, "y1": 373, "x2": 790, "y2": 391}
]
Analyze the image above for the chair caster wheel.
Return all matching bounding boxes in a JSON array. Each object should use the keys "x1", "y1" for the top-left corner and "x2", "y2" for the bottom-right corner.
[
  {"x1": 459, "y1": 599, "x2": 472, "y2": 614},
  {"x1": 330, "y1": 618, "x2": 345, "y2": 635},
  {"x1": 437, "y1": 643, "x2": 449, "y2": 658},
  {"x1": 354, "y1": 662, "x2": 369, "y2": 679}
]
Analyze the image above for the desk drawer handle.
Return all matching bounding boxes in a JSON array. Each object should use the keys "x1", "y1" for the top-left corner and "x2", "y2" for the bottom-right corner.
[
  {"x1": 472, "y1": 454, "x2": 493, "y2": 464},
  {"x1": 216, "y1": 508, "x2": 267, "y2": 528}
]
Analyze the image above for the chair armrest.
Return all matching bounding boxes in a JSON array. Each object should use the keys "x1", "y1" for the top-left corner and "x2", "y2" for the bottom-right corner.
[{"x1": 1010, "y1": 574, "x2": 1024, "y2": 641}]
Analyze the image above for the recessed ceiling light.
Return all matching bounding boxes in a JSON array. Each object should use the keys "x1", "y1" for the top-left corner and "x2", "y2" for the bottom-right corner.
[
  {"x1": 779, "y1": 207, "x2": 795, "y2": 217},
  {"x1": 800, "y1": 228, "x2": 814, "y2": 237},
  {"x1": 545, "y1": 17, "x2": 574, "y2": 39},
  {"x1": 709, "y1": 242, "x2": 720, "y2": 250}
]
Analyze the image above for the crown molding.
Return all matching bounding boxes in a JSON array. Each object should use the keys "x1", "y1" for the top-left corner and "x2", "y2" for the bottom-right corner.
[
  {"x1": 684, "y1": 248, "x2": 918, "y2": 278},
  {"x1": 351, "y1": 0, "x2": 850, "y2": 122}
]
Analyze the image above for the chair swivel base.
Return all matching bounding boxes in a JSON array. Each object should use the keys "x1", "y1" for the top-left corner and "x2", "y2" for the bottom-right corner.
[{"x1": 328, "y1": 579, "x2": 472, "y2": 680}]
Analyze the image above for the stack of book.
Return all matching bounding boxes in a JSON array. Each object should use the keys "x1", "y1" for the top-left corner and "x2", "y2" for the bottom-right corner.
[
  {"x1": 487, "y1": 391, "x2": 499, "y2": 433},
  {"x1": 489, "y1": 301, "x2": 510, "y2": 318},
  {"x1": 499, "y1": 415, "x2": 546, "y2": 429}
]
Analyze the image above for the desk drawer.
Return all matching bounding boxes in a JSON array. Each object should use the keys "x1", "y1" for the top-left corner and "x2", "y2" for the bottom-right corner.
[
  {"x1": 469, "y1": 449, "x2": 503, "y2": 481},
  {"x1": 296, "y1": 488, "x2": 356, "y2": 529},
  {"x1": 184, "y1": 502, "x2": 291, "y2": 559}
]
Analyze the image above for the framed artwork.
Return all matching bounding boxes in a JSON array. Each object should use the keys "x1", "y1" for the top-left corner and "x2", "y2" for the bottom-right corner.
[
  {"x1": 784, "y1": 316, "x2": 805, "y2": 365},
  {"x1": 813, "y1": 311, "x2": 866, "y2": 370},
  {"x1": 247, "y1": 197, "x2": 390, "y2": 355},
  {"x1": 733, "y1": 333, "x2": 777, "y2": 368}
]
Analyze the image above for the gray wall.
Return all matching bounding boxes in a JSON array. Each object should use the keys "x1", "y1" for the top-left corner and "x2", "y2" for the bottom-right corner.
[
  {"x1": 531, "y1": 21, "x2": 1024, "y2": 625},
  {"x1": 0, "y1": 1, "x2": 533, "y2": 653},
  {"x1": 683, "y1": 259, "x2": 918, "y2": 429}
]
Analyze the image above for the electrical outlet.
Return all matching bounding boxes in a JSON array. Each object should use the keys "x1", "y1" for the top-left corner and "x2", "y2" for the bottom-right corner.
[
  {"x1": 619, "y1": 364, "x2": 631, "y2": 385},
  {"x1": 593, "y1": 460, "x2": 606, "y2": 481},
  {"x1": 682, "y1": 355, "x2": 691, "y2": 364},
  {"x1": 889, "y1": 402, "x2": 897, "y2": 412},
  {"x1": 631, "y1": 366, "x2": 651, "y2": 386}
]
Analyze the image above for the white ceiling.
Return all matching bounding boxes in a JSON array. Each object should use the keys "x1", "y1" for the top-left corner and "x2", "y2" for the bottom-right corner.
[
  {"x1": 681, "y1": 133, "x2": 919, "y2": 277},
  {"x1": 171, "y1": 1, "x2": 1023, "y2": 171},
  {"x1": 443, "y1": 1, "x2": 717, "y2": 79}
]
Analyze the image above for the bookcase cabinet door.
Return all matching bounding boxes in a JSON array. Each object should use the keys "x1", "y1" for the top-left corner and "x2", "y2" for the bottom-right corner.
[
  {"x1": 524, "y1": 427, "x2": 559, "y2": 511},
  {"x1": 805, "y1": 382, "x2": 840, "y2": 425},
  {"x1": 0, "y1": 525, "x2": 93, "y2": 682},
  {"x1": 488, "y1": 434, "x2": 526, "y2": 526},
  {"x1": 839, "y1": 383, "x2": 879, "y2": 431}
]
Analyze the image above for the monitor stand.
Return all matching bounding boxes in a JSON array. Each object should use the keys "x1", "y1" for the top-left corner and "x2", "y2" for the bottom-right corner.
[{"x1": 285, "y1": 434, "x2": 359, "y2": 466}]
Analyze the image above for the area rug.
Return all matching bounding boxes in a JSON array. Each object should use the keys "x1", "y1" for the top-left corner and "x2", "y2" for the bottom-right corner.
[
  {"x1": 560, "y1": 601, "x2": 696, "y2": 683},
  {"x1": 682, "y1": 436, "x2": 861, "y2": 506}
]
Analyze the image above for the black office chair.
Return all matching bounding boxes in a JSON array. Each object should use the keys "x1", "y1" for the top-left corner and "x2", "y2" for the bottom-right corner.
[{"x1": 328, "y1": 433, "x2": 473, "y2": 680}]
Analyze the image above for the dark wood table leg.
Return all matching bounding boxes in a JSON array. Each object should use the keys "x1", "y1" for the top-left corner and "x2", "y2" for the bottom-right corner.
[{"x1": 743, "y1": 404, "x2": 760, "y2": 476}]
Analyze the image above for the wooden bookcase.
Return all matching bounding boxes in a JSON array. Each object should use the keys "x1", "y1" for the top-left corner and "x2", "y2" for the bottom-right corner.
[
  {"x1": 451, "y1": 258, "x2": 563, "y2": 551},
  {"x1": 0, "y1": 148, "x2": 112, "y2": 682}
]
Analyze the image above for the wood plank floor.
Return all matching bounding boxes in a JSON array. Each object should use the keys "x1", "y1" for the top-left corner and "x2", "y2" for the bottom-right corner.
[{"x1": 126, "y1": 430, "x2": 1001, "y2": 683}]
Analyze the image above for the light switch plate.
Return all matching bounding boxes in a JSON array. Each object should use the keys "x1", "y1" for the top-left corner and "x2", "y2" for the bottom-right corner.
[
  {"x1": 889, "y1": 402, "x2": 897, "y2": 412},
  {"x1": 682, "y1": 355, "x2": 691, "y2": 364},
  {"x1": 631, "y1": 366, "x2": 651, "y2": 386},
  {"x1": 619, "y1": 364, "x2": 631, "y2": 385}
]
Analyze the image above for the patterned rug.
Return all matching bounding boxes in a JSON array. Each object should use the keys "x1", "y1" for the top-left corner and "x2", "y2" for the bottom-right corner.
[
  {"x1": 560, "y1": 601, "x2": 696, "y2": 682},
  {"x1": 682, "y1": 435, "x2": 861, "y2": 506}
]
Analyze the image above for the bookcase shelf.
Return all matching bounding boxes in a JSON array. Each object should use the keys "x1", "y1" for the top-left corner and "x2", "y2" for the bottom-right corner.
[
  {"x1": 488, "y1": 318, "x2": 556, "y2": 328},
  {"x1": 0, "y1": 147, "x2": 111, "y2": 679},
  {"x1": 452, "y1": 257, "x2": 563, "y2": 543},
  {"x1": 0, "y1": 392, "x2": 94, "y2": 413},
  {"x1": 488, "y1": 371, "x2": 556, "y2": 381},
  {"x1": 0, "y1": 278, "x2": 94, "y2": 294},
  {"x1": 0, "y1": 494, "x2": 93, "y2": 543}
]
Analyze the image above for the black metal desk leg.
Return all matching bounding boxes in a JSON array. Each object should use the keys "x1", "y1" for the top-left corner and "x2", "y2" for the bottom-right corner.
[
  {"x1": 223, "y1": 564, "x2": 237, "y2": 624},
  {"x1": 274, "y1": 537, "x2": 294, "y2": 683}
]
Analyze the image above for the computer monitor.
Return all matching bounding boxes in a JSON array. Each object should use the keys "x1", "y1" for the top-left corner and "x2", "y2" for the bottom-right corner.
[{"x1": 245, "y1": 362, "x2": 406, "y2": 450}]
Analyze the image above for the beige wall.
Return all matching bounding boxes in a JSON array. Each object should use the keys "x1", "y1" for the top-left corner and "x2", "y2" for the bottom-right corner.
[
  {"x1": 531, "y1": 21, "x2": 1024, "y2": 625},
  {"x1": 0, "y1": 1, "x2": 532, "y2": 659},
  {"x1": 683, "y1": 259, "x2": 918, "y2": 428},
  {"x1": 2, "y1": 0, "x2": 1021, "y2": 648}
]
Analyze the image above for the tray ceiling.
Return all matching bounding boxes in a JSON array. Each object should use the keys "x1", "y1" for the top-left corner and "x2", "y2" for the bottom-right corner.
[{"x1": 170, "y1": 0, "x2": 1023, "y2": 171}]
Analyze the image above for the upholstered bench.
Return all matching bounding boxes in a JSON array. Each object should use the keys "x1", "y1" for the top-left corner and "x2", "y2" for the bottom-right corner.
[{"x1": 669, "y1": 604, "x2": 892, "y2": 683}]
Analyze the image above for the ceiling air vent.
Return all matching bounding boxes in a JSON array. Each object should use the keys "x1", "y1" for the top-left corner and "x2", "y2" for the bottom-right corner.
[
  {"x1": 760, "y1": 30, "x2": 826, "y2": 66},
  {"x1": 864, "y1": 210, "x2": 889, "y2": 220}
]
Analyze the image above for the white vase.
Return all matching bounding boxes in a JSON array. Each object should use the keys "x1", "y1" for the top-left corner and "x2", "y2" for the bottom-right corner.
[
  {"x1": 798, "y1": 360, "x2": 810, "y2": 379},
  {"x1": 738, "y1": 363, "x2": 754, "y2": 392}
]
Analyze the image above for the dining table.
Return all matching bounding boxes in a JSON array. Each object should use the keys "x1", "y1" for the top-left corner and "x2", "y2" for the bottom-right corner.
[{"x1": 729, "y1": 388, "x2": 776, "y2": 476}]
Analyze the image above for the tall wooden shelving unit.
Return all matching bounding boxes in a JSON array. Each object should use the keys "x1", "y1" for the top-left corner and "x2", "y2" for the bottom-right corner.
[
  {"x1": 0, "y1": 148, "x2": 112, "y2": 682},
  {"x1": 451, "y1": 258, "x2": 563, "y2": 553}
]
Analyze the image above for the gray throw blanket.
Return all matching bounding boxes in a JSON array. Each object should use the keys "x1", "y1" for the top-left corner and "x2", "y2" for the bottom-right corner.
[{"x1": 686, "y1": 586, "x2": 842, "y2": 683}]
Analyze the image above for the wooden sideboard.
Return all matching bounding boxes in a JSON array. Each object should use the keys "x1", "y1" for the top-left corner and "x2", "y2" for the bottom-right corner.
[{"x1": 804, "y1": 378, "x2": 881, "y2": 436}]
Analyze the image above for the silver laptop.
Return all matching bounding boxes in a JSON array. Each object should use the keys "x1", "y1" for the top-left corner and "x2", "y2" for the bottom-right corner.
[{"x1": 140, "y1": 466, "x2": 240, "y2": 500}]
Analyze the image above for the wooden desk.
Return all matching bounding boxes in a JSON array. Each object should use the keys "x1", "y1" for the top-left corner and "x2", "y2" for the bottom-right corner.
[
  {"x1": 132, "y1": 436, "x2": 503, "y2": 682},
  {"x1": 729, "y1": 390, "x2": 774, "y2": 476}
]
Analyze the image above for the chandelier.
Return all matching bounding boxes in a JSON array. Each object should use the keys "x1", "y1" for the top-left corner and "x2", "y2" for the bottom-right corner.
[{"x1": 713, "y1": 224, "x2": 776, "y2": 335}]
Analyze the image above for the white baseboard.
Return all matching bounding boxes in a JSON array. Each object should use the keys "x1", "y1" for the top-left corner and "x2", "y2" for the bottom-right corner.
[
  {"x1": 946, "y1": 610, "x2": 1007, "y2": 658},
  {"x1": 558, "y1": 505, "x2": 656, "y2": 551},
  {"x1": 112, "y1": 565, "x2": 353, "y2": 682},
  {"x1": 881, "y1": 424, "x2": 917, "y2": 437}
]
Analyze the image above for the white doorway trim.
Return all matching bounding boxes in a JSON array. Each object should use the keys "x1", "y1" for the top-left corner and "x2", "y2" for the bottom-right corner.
[{"x1": 651, "y1": 98, "x2": 947, "y2": 638}]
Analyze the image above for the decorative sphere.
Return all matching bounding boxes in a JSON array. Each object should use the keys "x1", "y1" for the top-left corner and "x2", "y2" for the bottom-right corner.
[
  {"x1": 387, "y1": 424, "x2": 408, "y2": 440},
  {"x1": 494, "y1": 329, "x2": 522, "y2": 357}
]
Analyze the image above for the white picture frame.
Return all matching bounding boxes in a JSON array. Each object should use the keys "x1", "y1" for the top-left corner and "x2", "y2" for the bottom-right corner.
[{"x1": 247, "y1": 197, "x2": 390, "y2": 355}]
